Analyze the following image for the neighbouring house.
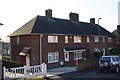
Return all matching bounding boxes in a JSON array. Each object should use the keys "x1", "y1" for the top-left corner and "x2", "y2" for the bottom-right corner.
[
  {"x1": 8, "y1": 9, "x2": 116, "y2": 68},
  {"x1": 112, "y1": 25, "x2": 120, "y2": 47},
  {"x1": 0, "y1": 42, "x2": 11, "y2": 56}
]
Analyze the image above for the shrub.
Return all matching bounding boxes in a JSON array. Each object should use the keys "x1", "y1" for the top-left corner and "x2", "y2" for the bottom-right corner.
[
  {"x1": 109, "y1": 47, "x2": 120, "y2": 55},
  {"x1": 2, "y1": 56, "x2": 10, "y2": 60},
  {"x1": 94, "y1": 52, "x2": 103, "y2": 58}
]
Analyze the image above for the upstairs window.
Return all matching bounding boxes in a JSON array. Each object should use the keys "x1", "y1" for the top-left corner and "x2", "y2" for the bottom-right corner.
[
  {"x1": 108, "y1": 37, "x2": 112, "y2": 42},
  {"x1": 65, "y1": 36, "x2": 68, "y2": 43},
  {"x1": 102, "y1": 37, "x2": 105, "y2": 42},
  {"x1": 74, "y1": 36, "x2": 82, "y2": 43},
  {"x1": 94, "y1": 36, "x2": 99, "y2": 42},
  {"x1": 48, "y1": 36, "x2": 58, "y2": 43},
  {"x1": 17, "y1": 36, "x2": 20, "y2": 44},
  {"x1": 87, "y1": 36, "x2": 90, "y2": 42}
]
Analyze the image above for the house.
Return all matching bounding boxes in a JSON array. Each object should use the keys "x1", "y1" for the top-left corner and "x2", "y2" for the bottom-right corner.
[
  {"x1": 0, "y1": 42, "x2": 11, "y2": 56},
  {"x1": 112, "y1": 25, "x2": 120, "y2": 47},
  {"x1": 8, "y1": 9, "x2": 116, "y2": 68}
]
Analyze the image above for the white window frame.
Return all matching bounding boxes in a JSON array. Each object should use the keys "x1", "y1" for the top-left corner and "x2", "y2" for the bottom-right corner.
[
  {"x1": 108, "y1": 37, "x2": 112, "y2": 42},
  {"x1": 87, "y1": 36, "x2": 90, "y2": 42},
  {"x1": 65, "y1": 36, "x2": 68, "y2": 43},
  {"x1": 74, "y1": 51, "x2": 82, "y2": 60},
  {"x1": 74, "y1": 36, "x2": 82, "y2": 43},
  {"x1": 48, "y1": 36, "x2": 58, "y2": 43},
  {"x1": 64, "y1": 52, "x2": 69, "y2": 61},
  {"x1": 17, "y1": 36, "x2": 20, "y2": 44},
  {"x1": 48, "y1": 52, "x2": 59, "y2": 63},
  {"x1": 94, "y1": 36, "x2": 99, "y2": 42},
  {"x1": 102, "y1": 37, "x2": 105, "y2": 42}
]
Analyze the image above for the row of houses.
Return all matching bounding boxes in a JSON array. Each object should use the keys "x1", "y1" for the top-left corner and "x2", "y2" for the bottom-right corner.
[{"x1": 8, "y1": 9, "x2": 116, "y2": 68}]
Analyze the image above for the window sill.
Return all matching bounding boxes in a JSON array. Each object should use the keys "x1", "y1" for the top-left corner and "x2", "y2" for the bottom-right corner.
[
  {"x1": 74, "y1": 42, "x2": 82, "y2": 43},
  {"x1": 48, "y1": 61, "x2": 58, "y2": 63},
  {"x1": 74, "y1": 58, "x2": 82, "y2": 60},
  {"x1": 48, "y1": 42, "x2": 58, "y2": 43}
]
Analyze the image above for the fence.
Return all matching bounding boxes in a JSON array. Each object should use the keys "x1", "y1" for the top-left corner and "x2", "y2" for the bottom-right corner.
[{"x1": 3, "y1": 63, "x2": 47, "y2": 79}]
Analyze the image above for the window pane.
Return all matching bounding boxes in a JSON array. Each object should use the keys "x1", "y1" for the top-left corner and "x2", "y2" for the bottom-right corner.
[
  {"x1": 48, "y1": 36, "x2": 58, "y2": 43},
  {"x1": 108, "y1": 37, "x2": 112, "y2": 42},
  {"x1": 94, "y1": 36, "x2": 99, "y2": 42},
  {"x1": 74, "y1": 52, "x2": 82, "y2": 60},
  {"x1": 103, "y1": 37, "x2": 105, "y2": 42},
  {"x1": 65, "y1": 36, "x2": 68, "y2": 43},
  {"x1": 74, "y1": 36, "x2": 82, "y2": 43},
  {"x1": 48, "y1": 52, "x2": 59, "y2": 63},
  {"x1": 87, "y1": 36, "x2": 90, "y2": 42}
]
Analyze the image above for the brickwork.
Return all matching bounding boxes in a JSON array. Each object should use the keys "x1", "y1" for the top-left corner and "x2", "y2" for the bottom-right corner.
[{"x1": 10, "y1": 34, "x2": 116, "y2": 68}]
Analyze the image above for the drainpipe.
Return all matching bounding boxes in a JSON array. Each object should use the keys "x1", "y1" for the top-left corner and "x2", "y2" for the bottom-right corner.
[{"x1": 40, "y1": 35, "x2": 43, "y2": 64}]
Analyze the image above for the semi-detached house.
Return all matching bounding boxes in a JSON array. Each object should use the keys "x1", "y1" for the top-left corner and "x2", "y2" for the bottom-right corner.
[{"x1": 8, "y1": 9, "x2": 116, "y2": 68}]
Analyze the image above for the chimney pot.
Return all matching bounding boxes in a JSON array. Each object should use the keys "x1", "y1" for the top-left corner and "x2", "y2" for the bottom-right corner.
[
  {"x1": 90, "y1": 18, "x2": 95, "y2": 24},
  {"x1": 45, "y1": 9, "x2": 52, "y2": 18},
  {"x1": 69, "y1": 12, "x2": 79, "y2": 22}
]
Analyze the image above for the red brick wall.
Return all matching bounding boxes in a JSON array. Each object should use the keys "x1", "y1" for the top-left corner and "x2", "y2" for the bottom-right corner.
[{"x1": 10, "y1": 34, "x2": 117, "y2": 68}]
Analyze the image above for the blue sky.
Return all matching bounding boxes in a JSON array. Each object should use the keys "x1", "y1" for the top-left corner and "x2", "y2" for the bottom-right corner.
[{"x1": 0, "y1": 0, "x2": 119, "y2": 41}]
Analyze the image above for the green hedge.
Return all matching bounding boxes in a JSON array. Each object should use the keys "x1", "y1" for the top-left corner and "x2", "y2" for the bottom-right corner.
[{"x1": 2, "y1": 56, "x2": 10, "y2": 60}]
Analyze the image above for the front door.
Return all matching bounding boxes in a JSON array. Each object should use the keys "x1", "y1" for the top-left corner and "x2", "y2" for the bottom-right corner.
[{"x1": 64, "y1": 52, "x2": 69, "y2": 61}]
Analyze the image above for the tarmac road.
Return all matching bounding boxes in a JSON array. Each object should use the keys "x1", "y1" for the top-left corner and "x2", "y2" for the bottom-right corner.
[{"x1": 50, "y1": 69, "x2": 120, "y2": 80}]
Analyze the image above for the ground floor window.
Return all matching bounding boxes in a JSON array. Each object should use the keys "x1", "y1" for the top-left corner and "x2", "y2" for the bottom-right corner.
[
  {"x1": 94, "y1": 48, "x2": 100, "y2": 52},
  {"x1": 74, "y1": 51, "x2": 82, "y2": 60},
  {"x1": 48, "y1": 52, "x2": 59, "y2": 63}
]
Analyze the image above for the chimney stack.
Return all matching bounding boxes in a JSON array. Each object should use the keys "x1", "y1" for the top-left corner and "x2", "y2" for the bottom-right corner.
[
  {"x1": 45, "y1": 9, "x2": 52, "y2": 18},
  {"x1": 90, "y1": 18, "x2": 95, "y2": 24},
  {"x1": 69, "y1": 12, "x2": 79, "y2": 22}
]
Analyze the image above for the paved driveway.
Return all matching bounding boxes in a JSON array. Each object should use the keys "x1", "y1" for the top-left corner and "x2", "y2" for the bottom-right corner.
[{"x1": 47, "y1": 67, "x2": 76, "y2": 77}]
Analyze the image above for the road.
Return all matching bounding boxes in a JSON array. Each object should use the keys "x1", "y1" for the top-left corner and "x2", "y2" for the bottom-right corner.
[
  {"x1": 55, "y1": 69, "x2": 120, "y2": 79},
  {"x1": 77, "y1": 71, "x2": 120, "y2": 79}
]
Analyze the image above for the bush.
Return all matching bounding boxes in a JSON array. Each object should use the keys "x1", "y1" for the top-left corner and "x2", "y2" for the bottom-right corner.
[
  {"x1": 2, "y1": 56, "x2": 10, "y2": 60},
  {"x1": 94, "y1": 52, "x2": 103, "y2": 58},
  {"x1": 109, "y1": 47, "x2": 120, "y2": 55}
]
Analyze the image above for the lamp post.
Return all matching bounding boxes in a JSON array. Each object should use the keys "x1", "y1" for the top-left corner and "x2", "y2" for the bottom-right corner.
[
  {"x1": 98, "y1": 18, "x2": 102, "y2": 25},
  {"x1": 98, "y1": 18, "x2": 102, "y2": 57}
]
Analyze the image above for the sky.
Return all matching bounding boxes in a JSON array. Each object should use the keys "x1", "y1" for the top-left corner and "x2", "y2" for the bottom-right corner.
[{"x1": 0, "y1": 0, "x2": 119, "y2": 41}]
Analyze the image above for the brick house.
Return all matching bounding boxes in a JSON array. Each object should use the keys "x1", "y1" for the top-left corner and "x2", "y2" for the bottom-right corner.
[
  {"x1": 8, "y1": 9, "x2": 116, "y2": 68},
  {"x1": 112, "y1": 25, "x2": 120, "y2": 47}
]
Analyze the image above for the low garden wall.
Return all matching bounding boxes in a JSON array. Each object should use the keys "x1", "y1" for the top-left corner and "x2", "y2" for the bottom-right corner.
[{"x1": 77, "y1": 59, "x2": 99, "y2": 71}]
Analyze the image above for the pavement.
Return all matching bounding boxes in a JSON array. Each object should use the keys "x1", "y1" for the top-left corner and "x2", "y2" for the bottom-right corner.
[
  {"x1": 47, "y1": 66, "x2": 76, "y2": 77},
  {"x1": 46, "y1": 66, "x2": 98, "y2": 79}
]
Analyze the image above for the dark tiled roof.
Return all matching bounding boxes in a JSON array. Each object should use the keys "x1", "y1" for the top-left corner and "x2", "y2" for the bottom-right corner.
[
  {"x1": 8, "y1": 15, "x2": 115, "y2": 37},
  {"x1": 64, "y1": 47, "x2": 85, "y2": 51}
]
